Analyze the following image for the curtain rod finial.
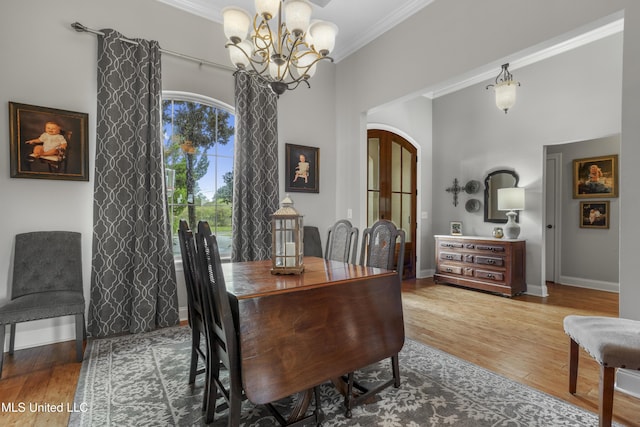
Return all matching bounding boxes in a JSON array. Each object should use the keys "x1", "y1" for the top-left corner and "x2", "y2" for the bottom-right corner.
[{"x1": 71, "y1": 22, "x2": 87, "y2": 32}]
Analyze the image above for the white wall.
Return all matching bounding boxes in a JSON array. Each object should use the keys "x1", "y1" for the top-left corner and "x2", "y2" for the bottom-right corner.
[{"x1": 0, "y1": 0, "x2": 337, "y2": 350}]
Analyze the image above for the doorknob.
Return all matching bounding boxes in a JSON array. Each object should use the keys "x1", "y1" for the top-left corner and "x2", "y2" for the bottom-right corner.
[{"x1": 546, "y1": 224, "x2": 553, "y2": 229}]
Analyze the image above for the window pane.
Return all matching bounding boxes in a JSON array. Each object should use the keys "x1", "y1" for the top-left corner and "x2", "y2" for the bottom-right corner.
[
  {"x1": 367, "y1": 191, "x2": 379, "y2": 227},
  {"x1": 368, "y1": 138, "x2": 380, "y2": 191},
  {"x1": 163, "y1": 95, "x2": 235, "y2": 258},
  {"x1": 391, "y1": 141, "x2": 401, "y2": 192},
  {"x1": 402, "y1": 146, "x2": 412, "y2": 193}
]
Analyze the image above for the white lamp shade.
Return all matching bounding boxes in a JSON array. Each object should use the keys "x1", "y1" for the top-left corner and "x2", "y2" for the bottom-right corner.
[
  {"x1": 494, "y1": 80, "x2": 517, "y2": 112},
  {"x1": 256, "y1": 0, "x2": 280, "y2": 20},
  {"x1": 228, "y1": 40, "x2": 253, "y2": 68},
  {"x1": 498, "y1": 187, "x2": 525, "y2": 211},
  {"x1": 269, "y1": 61, "x2": 283, "y2": 79},
  {"x1": 222, "y1": 7, "x2": 251, "y2": 43},
  {"x1": 308, "y1": 20, "x2": 338, "y2": 55},
  {"x1": 293, "y1": 52, "x2": 317, "y2": 78},
  {"x1": 285, "y1": 0, "x2": 312, "y2": 36}
]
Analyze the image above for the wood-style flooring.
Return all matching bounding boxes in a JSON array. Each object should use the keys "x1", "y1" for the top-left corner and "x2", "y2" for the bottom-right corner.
[{"x1": 0, "y1": 279, "x2": 638, "y2": 426}]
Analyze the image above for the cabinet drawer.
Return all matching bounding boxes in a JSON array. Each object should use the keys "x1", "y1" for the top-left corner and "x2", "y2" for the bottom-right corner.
[
  {"x1": 475, "y1": 269, "x2": 504, "y2": 281},
  {"x1": 475, "y1": 244, "x2": 505, "y2": 253},
  {"x1": 475, "y1": 256, "x2": 504, "y2": 267},
  {"x1": 439, "y1": 252, "x2": 463, "y2": 262},
  {"x1": 440, "y1": 264, "x2": 462, "y2": 275},
  {"x1": 439, "y1": 241, "x2": 464, "y2": 249}
]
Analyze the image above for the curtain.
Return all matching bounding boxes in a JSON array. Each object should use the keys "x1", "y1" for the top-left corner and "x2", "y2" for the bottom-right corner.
[
  {"x1": 231, "y1": 72, "x2": 279, "y2": 261},
  {"x1": 88, "y1": 29, "x2": 179, "y2": 338}
]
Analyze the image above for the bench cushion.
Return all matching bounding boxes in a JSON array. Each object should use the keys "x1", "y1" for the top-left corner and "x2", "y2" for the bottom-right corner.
[{"x1": 563, "y1": 315, "x2": 640, "y2": 370}]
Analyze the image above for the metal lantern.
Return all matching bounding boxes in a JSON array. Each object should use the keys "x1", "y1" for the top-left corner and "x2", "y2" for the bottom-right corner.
[{"x1": 271, "y1": 194, "x2": 304, "y2": 275}]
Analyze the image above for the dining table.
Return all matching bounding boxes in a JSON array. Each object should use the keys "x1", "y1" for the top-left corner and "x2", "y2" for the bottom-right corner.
[{"x1": 221, "y1": 256, "x2": 405, "y2": 417}]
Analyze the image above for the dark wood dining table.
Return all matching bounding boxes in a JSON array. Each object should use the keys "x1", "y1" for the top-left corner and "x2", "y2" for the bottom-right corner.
[{"x1": 222, "y1": 256, "x2": 405, "y2": 408}]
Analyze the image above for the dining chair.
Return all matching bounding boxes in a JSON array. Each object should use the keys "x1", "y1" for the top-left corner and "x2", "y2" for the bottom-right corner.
[
  {"x1": 343, "y1": 219, "x2": 405, "y2": 417},
  {"x1": 303, "y1": 225, "x2": 323, "y2": 257},
  {"x1": 177, "y1": 220, "x2": 207, "y2": 387},
  {"x1": 0, "y1": 231, "x2": 85, "y2": 378},
  {"x1": 324, "y1": 219, "x2": 358, "y2": 264},
  {"x1": 195, "y1": 221, "x2": 323, "y2": 426}
]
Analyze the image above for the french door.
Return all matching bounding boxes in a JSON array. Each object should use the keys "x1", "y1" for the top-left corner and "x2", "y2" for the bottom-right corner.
[{"x1": 367, "y1": 129, "x2": 417, "y2": 279}]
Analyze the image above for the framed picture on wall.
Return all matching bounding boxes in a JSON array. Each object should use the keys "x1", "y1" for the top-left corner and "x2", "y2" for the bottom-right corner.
[
  {"x1": 579, "y1": 201, "x2": 610, "y2": 229},
  {"x1": 9, "y1": 102, "x2": 89, "y2": 181},
  {"x1": 573, "y1": 154, "x2": 618, "y2": 198},
  {"x1": 450, "y1": 221, "x2": 463, "y2": 235},
  {"x1": 285, "y1": 143, "x2": 319, "y2": 193}
]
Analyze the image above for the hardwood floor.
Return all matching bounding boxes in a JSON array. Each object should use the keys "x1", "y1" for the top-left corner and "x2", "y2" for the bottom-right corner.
[{"x1": 0, "y1": 279, "x2": 638, "y2": 426}]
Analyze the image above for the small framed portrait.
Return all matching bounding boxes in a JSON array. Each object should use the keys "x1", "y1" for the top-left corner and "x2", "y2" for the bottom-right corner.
[
  {"x1": 9, "y1": 102, "x2": 89, "y2": 181},
  {"x1": 450, "y1": 221, "x2": 463, "y2": 235},
  {"x1": 580, "y1": 201, "x2": 610, "y2": 229},
  {"x1": 285, "y1": 143, "x2": 319, "y2": 193},
  {"x1": 573, "y1": 155, "x2": 618, "y2": 198}
]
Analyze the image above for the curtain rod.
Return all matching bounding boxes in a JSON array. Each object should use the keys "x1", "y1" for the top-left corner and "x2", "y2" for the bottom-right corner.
[{"x1": 71, "y1": 22, "x2": 235, "y2": 72}]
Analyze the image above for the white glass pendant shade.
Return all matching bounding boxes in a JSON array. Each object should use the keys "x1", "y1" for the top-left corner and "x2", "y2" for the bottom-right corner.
[
  {"x1": 308, "y1": 20, "x2": 338, "y2": 56},
  {"x1": 228, "y1": 40, "x2": 253, "y2": 68},
  {"x1": 222, "y1": 7, "x2": 251, "y2": 44},
  {"x1": 255, "y1": 0, "x2": 280, "y2": 20},
  {"x1": 293, "y1": 52, "x2": 317, "y2": 78},
  {"x1": 269, "y1": 61, "x2": 284, "y2": 79},
  {"x1": 285, "y1": 0, "x2": 312, "y2": 37},
  {"x1": 494, "y1": 80, "x2": 518, "y2": 112}
]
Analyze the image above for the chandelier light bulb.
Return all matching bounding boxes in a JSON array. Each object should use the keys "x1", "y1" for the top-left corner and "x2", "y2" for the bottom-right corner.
[
  {"x1": 308, "y1": 21, "x2": 338, "y2": 56},
  {"x1": 222, "y1": 7, "x2": 251, "y2": 44},
  {"x1": 255, "y1": 0, "x2": 280, "y2": 21},
  {"x1": 284, "y1": 0, "x2": 312, "y2": 38}
]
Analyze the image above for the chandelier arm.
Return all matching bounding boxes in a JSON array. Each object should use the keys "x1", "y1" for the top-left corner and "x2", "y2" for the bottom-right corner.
[{"x1": 226, "y1": 42, "x2": 270, "y2": 76}]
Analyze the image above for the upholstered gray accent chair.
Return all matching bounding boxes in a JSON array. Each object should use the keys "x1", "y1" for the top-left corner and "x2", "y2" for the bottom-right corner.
[
  {"x1": 564, "y1": 315, "x2": 640, "y2": 427},
  {"x1": 343, "y1": 219, "x2": 405, "y2": 417},
  {"x1": 0, "y1": 231, "x2": 85, "y2": 378},
  {"x1": 325, "y1": 219, "x2": 359, "y2": 264}
]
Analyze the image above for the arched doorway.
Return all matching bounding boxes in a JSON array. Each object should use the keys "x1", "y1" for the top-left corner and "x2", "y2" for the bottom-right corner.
[{"x1": 367, "y1": 129, "x2": 417, "y2": 278}]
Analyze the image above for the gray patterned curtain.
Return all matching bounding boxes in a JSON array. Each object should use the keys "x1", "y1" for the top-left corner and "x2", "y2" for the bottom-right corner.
[
  {"x1": 232, "y1": 72, "x2": 279, "y2": 261},
  {"x1": 88, "y1": 29, "x2": 179, "y2": 338}
]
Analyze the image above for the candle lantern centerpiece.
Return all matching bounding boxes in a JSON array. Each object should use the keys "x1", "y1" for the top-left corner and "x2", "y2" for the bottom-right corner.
[{"x1": 271, "y1": 194, "x2": 304, "y2": 275}]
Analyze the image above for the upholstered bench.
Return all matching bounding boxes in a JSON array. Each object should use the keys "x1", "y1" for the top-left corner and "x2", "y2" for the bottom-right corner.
[{"x1": 563, "y1": 315, "x2": 640, "y2": 427}]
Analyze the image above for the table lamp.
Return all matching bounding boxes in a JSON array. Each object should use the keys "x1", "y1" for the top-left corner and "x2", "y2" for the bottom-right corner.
[{"x1": 497, "y1": 187, "x2": 525, "y2": 239}]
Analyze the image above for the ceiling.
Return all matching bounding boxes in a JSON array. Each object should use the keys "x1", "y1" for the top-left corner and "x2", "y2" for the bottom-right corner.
[
  {"x1": 154, "y1": 0, "x2": 435, "y2": 62},
  {"x1": 154, "y1": 0, "x2": 623, "y2": 99}
]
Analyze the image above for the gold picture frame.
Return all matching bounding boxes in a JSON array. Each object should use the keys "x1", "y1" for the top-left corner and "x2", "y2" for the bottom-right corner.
[
  {"x1": 579, "y1": 201, "x2": 610, "y2": 229},
  {"x1": 573, "y1": 154, "x2": 618, "y2": 198}
]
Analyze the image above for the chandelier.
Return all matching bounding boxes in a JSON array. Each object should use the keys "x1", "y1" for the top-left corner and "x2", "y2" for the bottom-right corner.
[
  {"x1": 222, "y1": 0, "x2": 338, "y2": 96},
  {"x1": 486, "y1": 63, "x2": 521, "y2": 113}
]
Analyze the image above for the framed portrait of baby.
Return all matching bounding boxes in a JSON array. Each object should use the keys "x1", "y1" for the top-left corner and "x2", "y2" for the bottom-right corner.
[
  {"x1": 9, "y1": 102, "x2": 89, "y2": 181},
  {"x1": 572, "y1": 154, "x2": 618, "y2": 198},
  {"x1": 579, "y1": 201, "x2": 610, "y2": 229},
  {"x1": 285, "y1": 143, "x2": 319, "y2": 193}
]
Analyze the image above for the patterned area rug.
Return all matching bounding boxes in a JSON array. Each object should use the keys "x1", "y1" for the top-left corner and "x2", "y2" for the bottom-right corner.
[{"x1": 69, "y1": 326, "x2": 607, "y2": 426}]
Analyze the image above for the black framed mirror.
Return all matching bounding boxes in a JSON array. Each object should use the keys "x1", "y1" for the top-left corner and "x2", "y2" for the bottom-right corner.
[{"x1": 484, "y1": 169, "x2": 519, "y2": 223}]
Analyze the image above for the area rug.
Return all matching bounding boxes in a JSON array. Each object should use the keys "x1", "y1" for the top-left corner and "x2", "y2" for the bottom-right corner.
[{"x1": 69, "y1": 326, "x2": 609, "y2": 426}]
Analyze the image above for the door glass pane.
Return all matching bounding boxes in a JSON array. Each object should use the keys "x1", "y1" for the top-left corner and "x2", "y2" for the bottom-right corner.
[
  {"x1": 402, "y1": 194, "x2": 412, "y2": 242},
  {"x1": 368, "y1": 138, "x2": 380, "y2": 191},
  {"x1": 368, "y1": 191, "x2": 379, "y2": 227},
  {"x1": 402, "y1": 146, "x2": 412, "y2": 193},
  {"x1": 391, "y1": 193, "x2": 401, "y2": 228},
  {"x1": 391, "y1": 141, "x2": 401, "y2": 192}
]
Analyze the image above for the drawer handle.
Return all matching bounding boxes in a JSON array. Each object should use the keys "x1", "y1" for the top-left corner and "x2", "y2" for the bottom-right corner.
[
  {"x1": 446, "y1": 255, "x2": 453, "y2": 259},
  {"x1": 446, "y1": 268, "x2": 453, "y2": 272},
  {"x1": 487, "y1": 259, "x2": 495, "y2": 265},
  {"x1": 486, "y1": 274, "x2": 494, "y2": 278}
]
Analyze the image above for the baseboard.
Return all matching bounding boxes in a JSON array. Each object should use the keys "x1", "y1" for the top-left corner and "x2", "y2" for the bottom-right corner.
[
  {"x1": 558, "y1": 275, "x2": 619, "y2": 293},
  {"x1": 616, "y1": 369, "x2": 640, "y2": 398},
  {"x1": 417, "y1": 269, "x2": 434, "y2": 279},
  {"x1": 524, "y1": 282, "x2": 546, "y2": 297},
  {"x1": 179, "y1": 306, "x2": 189, "y2": 322},
  {"x1": 2, "y1": 316, "x2": 77, "y2": 352}
]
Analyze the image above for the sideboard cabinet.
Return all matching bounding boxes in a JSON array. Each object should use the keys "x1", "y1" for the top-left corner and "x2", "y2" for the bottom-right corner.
[{"x1": 434, "y1": 235, "x2": 526, "y2": 297}]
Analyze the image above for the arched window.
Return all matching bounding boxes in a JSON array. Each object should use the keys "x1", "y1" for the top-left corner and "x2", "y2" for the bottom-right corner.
[{"x1": 162, "y1": 91, "x2": 235, "y2": 259}]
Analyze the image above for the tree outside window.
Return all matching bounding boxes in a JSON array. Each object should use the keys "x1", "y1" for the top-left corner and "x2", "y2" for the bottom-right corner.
[{"x1": 162, "y1": 97, "x2": 234, "y2": 258}]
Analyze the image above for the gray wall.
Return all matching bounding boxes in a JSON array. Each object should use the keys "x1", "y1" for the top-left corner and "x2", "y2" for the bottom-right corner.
[
  {"x1": 0, "y1": 0, "x2": 337, "y2": 349},
  {"x1": 547, "y1": 136, "x2": 620, "y2": 286}
]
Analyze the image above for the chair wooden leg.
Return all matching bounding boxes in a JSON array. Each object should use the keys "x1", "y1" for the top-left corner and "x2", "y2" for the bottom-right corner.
[
  {"x1": 599, "y1": 366, "x2": 615, "y2": 427},
  {"x1": 392, "y1": 354, "x2": 401, "y2": 388},
  {"x1": 228, "y1": 383, "x2": 243, "y2": 427},
  {"x1": 0, "y1": 324, "x2": 5, "y2": 379},
  {"x1": 569, "y1": 338, "x2": 579, "y2": 394},
  {"x1": 9, "y1": 324, "x2": 16, "y2": 355},
  {"x1": 188, "y1": 328, "x2": 200, "y2": 385},
  {"x1": 75, "y1": 314, "x2": 85, "y2": 362}
]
